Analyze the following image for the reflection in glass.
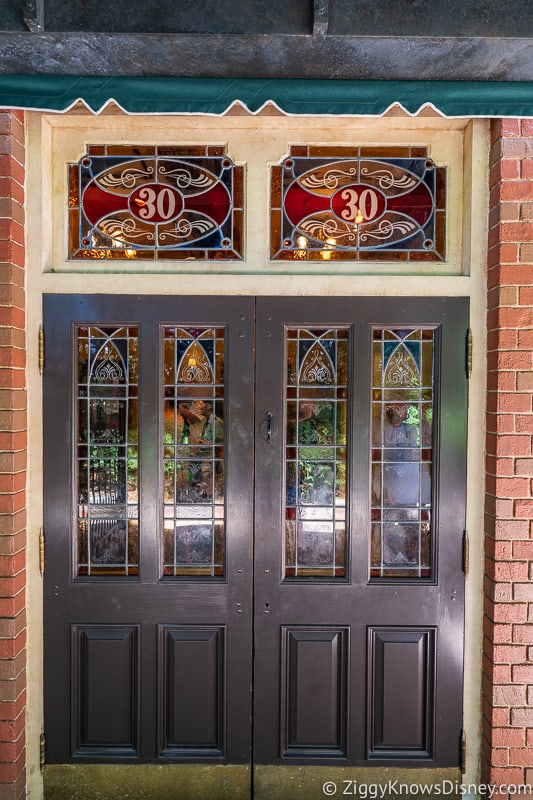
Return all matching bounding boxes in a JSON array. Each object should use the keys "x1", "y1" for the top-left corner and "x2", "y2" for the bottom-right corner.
[
  {"x1": 284, "y1": 328, "x2": 349, "y2": 578},
  {"x1": 370, "y1": 328, "x2": 435, "y2": 579},
  {"x1": 162, "y1": 327, "x2": 225, "y2": 577},
  {"x1": 76, "y1": 326, "x2": 139, "y2": 576}
]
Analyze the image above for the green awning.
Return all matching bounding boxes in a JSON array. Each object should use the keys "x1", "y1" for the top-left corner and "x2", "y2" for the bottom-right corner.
[{"x1": 1, "y1": 75, "x2": 533, "y2": 116}]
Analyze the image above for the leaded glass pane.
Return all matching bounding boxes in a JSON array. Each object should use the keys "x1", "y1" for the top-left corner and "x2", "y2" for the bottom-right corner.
[
  {"x1": 284, "y1": 327, "x2": 349, "y2": 579},
  {"x1": 271, "y1": 146, "x2": 445, "y2": 263},
  {"x1": 69, "y1": 145, "x2": 244, "y2": 261},
  {"x1": 370, "y1": 328, "x2": 435, "y2": 579},
  {"x1": 76, "y1": 326, "x2": 139, "y2": 576},
  {"x1": 163, "y1": 326, "x2": 225, "y2": 577}
]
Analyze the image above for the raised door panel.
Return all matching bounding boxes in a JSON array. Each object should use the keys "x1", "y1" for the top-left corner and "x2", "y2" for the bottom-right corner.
[
  {"x1": 367, "y1": 627, "x2": 435, "y2": 758},
  {"x1": 281, "y1": 627, "x2": 348, "y2": 757},
  {"x1": 159, "y1": 625, "x2": 225, "y2": 756},
  {"x1": 72, "y1": 625, "x2": 140, "y2": 757}
]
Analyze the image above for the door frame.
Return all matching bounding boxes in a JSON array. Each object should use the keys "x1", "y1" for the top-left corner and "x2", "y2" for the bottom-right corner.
[{"x1": 25, "y1": 111, "x2": 489, "y2": 798}]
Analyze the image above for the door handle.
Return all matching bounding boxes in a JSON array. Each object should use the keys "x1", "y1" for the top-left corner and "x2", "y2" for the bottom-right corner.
[{"x1": 260, "y1": 412, "x2": 278, "y2": 442}]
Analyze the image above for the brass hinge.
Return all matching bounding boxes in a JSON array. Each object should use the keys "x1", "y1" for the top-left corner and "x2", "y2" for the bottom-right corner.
[
  {"x1": 39, "y1": 527, "x2": 45, "y2": 575},
  {"x1": 460, "y1": 728, "x2": 466, "y2": 774},
  {"x1": 466, "y1": 328, "x2": 473, "y2": 379},
  {"x1": 40, "y1": 729, "x2": 45, "y2": 773},
  {"x1": 462, "y1": 530, "x2": 469, "y2": 577},
  {"x1": 38, "y1": 324, "x2": 45, "y2": 375}
]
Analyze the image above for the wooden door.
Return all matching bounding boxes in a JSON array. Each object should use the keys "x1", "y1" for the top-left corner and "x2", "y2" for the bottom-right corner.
[
  {"x1": 43, "y1": 294, "x2": 467, "y2": 797},
  {"x1": 253, "y1": 297, "x2": 468, "y2": 775},
  {"x1": 43, "y1": 294, "x2": 255, "y2": 779}
]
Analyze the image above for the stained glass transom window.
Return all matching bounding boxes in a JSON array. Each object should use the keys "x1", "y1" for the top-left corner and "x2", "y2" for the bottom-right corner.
[
  {"x1": 68, "y1": 145, "x2": 244, "y2": 261},
  {"x1": 271, "y1": 146, "x2": 446, "y2": 262},
  {"x1": 163, "y1": 326, "x2": 225, "y2": 577},
  {"x1": 371, "y1": 328, "x2": 435, "y2": 579},
  {"x1": 76, "y1": 326, "x2": 139, "y2": 576},
  {"x1": 285, "y1": 328, "x2": 349, "y2": 579}
]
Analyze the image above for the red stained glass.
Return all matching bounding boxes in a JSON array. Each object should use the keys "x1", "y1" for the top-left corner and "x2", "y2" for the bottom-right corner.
[
  {"x1": 271, "y1": 146, "x2": 446, "y2": 263},
  {"x1": 69, "y1": 145, "x2": 243, "y2": 261}
]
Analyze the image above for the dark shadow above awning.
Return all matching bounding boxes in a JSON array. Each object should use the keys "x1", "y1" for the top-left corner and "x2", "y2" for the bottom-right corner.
[{"x1": 1, "y1": 75, "x2": 533, "y2": 117}]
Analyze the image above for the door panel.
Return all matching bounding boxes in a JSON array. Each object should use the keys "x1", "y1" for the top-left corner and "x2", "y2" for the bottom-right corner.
[
  {"x1": 44, "y1": 294, "x2": 467, "y2": 797},
  {"x1": 43, "y1": 294, "x2": 255, "y2": 768},
  {"x1": 253, "y1": 297, "x2": 467, "y2": 769},
  {"x1": 368, "y1": 627, "x2": 435, "y2": 757}
]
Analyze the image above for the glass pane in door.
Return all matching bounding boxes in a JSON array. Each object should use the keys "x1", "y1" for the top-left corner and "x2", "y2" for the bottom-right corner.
[
  {"x1": 162, "y1": 326, "x2": 226, "y2": 577},
  {"x1": 370, "y1": 328, "x2": 435, "y2": 578},
  {"x1": 284, "y1": 327, "x2": 349, "y2": 578},
  {"x1": 76, "y1": 326, "x2": 139, "y2": 576}
]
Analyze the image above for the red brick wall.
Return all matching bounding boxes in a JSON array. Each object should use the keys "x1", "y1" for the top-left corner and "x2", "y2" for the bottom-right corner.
[
  {"x1": 484, "y1": 118, "x2": 533, "y2": 788},
  {"x1": 0, "y1": 109, "x2": 26, "y2": 800}
]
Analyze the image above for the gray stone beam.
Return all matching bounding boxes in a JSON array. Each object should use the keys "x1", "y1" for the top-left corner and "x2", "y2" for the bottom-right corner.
[{"x1": 1, "y1": 33, "x2": 533, "y2": 81}]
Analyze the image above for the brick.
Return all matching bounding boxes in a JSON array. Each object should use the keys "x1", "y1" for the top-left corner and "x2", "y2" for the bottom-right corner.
[
  {"x1": 494, "y1": 684, "x2": 527, "y2": 706},
  {"x1": 514, "y1": 584, "x2": 533, "y2": 602},
  {"x1": 0, "y1": 552, "x2": 25, "y2": 578},
  {"x1": 508, "y1": 747, "x2": 533, "y2": 767},
  {"x1": 0, "y1": 607, "x2": 25, "y2": 637},
  {"x1": 0, "y1": 157, "x2": 24, "y2": 188},
  {"x1": 0, "y1": 688, "x2": 26, "y2": 720},
  {"x1": 0, "y1": 512, "x2": 27, "y2": 538},
  {"x1": 0, "y1": 651, "x2": 24, "y2": 682},
  {"x1": 510, "y1": 707, "x2": 533, "y2": 726},
  {"x1": 501, "y1": 160, "x2": 522, "y2": 180},
  {"x1": 513, "y1": 542, "x2": 533, "y2": 560},
  {"x1": 0, "y1": 771, "x2": 25, "y2": 800},
  {"x1": 485, "y1": 495, "x2": 515, "y2": 518},
  {"x1": 490, "y1": 476, "x2": 531, "y2": 495},
  {"x1": 492, "y1": 601, "x2": 528, "y2": 621},
  {"x1": 520, "y1": 202, "x2": 533, "y2": 221},
  {"x1": 515, "y1": 500, "x2": 533, "y2": 518},
  {"x1": 512, "y1": 664, "x2": 533, "y2": 683},
  {"x1": 0, "y1": 752, "x2": 25, "y2": 784},
  {"x1": 0, "y1": 711, "x2": 25, "y2": 742},
  {"x1": 500, "y1": 137, "x2": 533, "y2": 158},
  {"x1": 493, "y1": 518, "x2": 530, "y2": 540},
  {"x1": 519, "y1": 285, "x2": 533, "y2": 305},
  {"x1": 501, "y1": 119, "x2": 522, "y2": 136},
  {"x1": 490, "y1": 201, "x2": 520, "y2": 227},
  {"x1": 0, "y1": 591, "x2": 25, "y2": 618},
  {"x1": 488, "y1": 243, "x2": 519, "y2": 267},
  {"x1": 486, "y1": 414, "x2": 515, "y2": 435},
  {"x1": 491, "y1": 728, "x2": 526, "y2": 747},
  {"x1": 485, "y1": 456, "x2": 515, "y2": 477},
  {"x1": 518, "y1": 329, "x2": 533, "y2": 349},
  {"x1": 490, "y1": 748, "x2": 510, "y2": 767},
  {"x1": 493, "y1": 644, "x2": 528, "y2": 663},
  {"x1": 489, "y1": 767, "x2": 529, "y2": 787},
  {"x1": 517, "y1": 372, "x2": 533, "y2": 391},
  {"x1": 522, "y1": 119, "x2": 533, "y2": 136},
  {"x1": 512, "y1": 625, "x2": 533, "y2": 644},
  {"x1": 485, "y1": 538, "x2": 513, "y2": 560},
  {"x1": 496, "y1": 354, "x2": 533, "y2": 374},
  {"x1": 495, "y1": 305, "x2": 533, "y2": 328},
  {"x1": 522, "y1": 159, "x2": 533, "y2": 179},
  {"x1": 494, "y1": 561, "x2": 529, "y2": 580},
  {"x1": 494, "y1": 436, "x2": 531, "y2": 458},
  {"x1": 501, "y1": 181, "x2": 533, "y2": 202},
  {"x1": 491, "y1": 622, "x2": 513, "y2": 643}
]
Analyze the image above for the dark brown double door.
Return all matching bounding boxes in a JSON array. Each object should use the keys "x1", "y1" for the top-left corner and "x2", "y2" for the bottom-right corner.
[{"x1": 43, "y1": 295, "x2": 467, "y2": 790}]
